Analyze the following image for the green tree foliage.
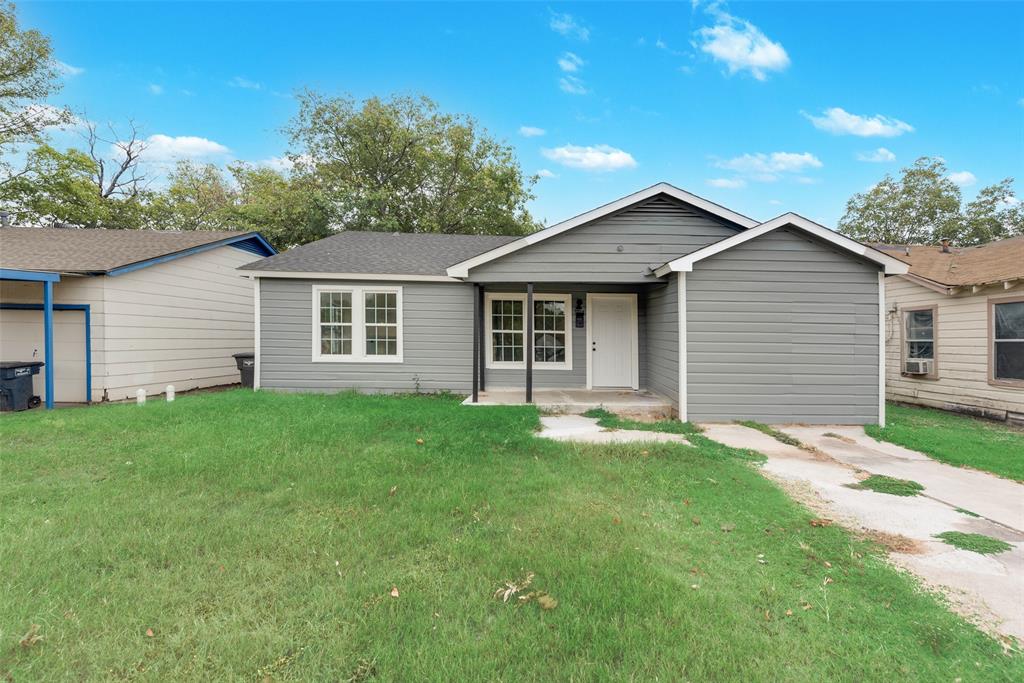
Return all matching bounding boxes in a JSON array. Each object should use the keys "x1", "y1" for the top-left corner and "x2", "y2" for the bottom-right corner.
[
  {"x1": 839, "y1": 157, "x2": 1023, "y2": 246},
  {"x1": 286, "y1": 92, "x2": 538, "y2": 235},
  {"x1": 147, "y1": 160, "x2": 330, "y2": 249}
]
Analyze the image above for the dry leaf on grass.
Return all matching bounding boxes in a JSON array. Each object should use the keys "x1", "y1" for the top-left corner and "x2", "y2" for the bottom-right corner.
[
  {"x1": 415, "y1": 438, "x2": 424, "y2": 446},
  {"x1": 809, "y1": 518, "x2": 833, "y2": 527},
  {"x1": 494, "y1": 572, "x2": 534, "y2": 603},
  {"x1": 19, "y1": 624, "x2": 41, "y2": 648},
  {"x1": 388, "y1": 485, "x2": 398, "y2": 497},
  {"x1": 390, "y1": 586, "x2": 400, "y2": 598},
  {"x1": 145, "y1": 628, "x2": 154, "y2": 638},
  {"x1": 537, "y1": 594, "x2": 558, "y2": 610},
  {"x1": 691, "y1": 517, "x2": 701, "y2": 526},
  {"x1": 720, "y1": 523, "x2": 735, "y2": 532}
]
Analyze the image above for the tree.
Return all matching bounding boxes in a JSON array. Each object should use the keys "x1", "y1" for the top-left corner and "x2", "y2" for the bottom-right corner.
[
  {"x1": 0, "y1": 1, "x2": 70, "y2": 156},
  {"x1": 146, "y1": 160, "x2": 330, "y2": 248},
  {"x1": 0, "y1": 122, "x2": 150, "y2": 228},
  {"x1": 839, "y1": 157, "x2": 1023, "y2": 246},
  {"x1": 286, "y1": 92, "x2": 538, "y2": 235}
]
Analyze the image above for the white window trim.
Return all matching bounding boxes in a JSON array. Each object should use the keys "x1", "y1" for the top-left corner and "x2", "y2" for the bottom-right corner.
[
  {"x1": 311, "y1": 284, "x2": 403, "y2": 363},
  {"x1": 484, "y1": 292, "x2": 573, "y2": 371}
]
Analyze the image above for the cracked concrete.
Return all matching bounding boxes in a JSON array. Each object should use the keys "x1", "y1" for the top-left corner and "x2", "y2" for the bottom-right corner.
[
  {"x1": 537, "y1": 415, "x2": 689, "y2": 445},
  {"x1": 701, "y1": 423, "x2": 1024, "y2": 643}
]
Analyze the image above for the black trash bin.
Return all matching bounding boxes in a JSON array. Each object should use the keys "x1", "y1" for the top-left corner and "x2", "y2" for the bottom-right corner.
[
  {"x1": 232, "y1": 352, "x2": 255, "y2": 389},
  {"x1": 0, "y1": 361, "x2": 44, "y2": 411}
]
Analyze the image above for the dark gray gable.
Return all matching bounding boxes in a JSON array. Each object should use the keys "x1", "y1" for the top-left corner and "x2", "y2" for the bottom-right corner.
[{"x1": 465, "y1": 195, "x2": 743, "y2": 283}]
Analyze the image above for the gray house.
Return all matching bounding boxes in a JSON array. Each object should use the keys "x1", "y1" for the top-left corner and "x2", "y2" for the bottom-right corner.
[{"x1": 240, "y1": 183, "x2": 907, "y2": 425}]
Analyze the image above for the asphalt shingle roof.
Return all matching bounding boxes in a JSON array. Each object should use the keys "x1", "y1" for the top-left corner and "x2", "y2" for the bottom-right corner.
[
  {"x1": 241, "y1": 231, "x2": 520, "y2": 276},
  {"x1": 876, "y1": 236, "x2": 1024, "y2": 287},
  {"x1": 0, "y1": 227, "x2": 259, "y2": 274}
]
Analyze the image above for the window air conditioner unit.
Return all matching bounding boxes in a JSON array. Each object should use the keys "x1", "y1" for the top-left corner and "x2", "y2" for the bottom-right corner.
[{"x1": 904, "y1": 359, "x2": 932, "y2": 375}]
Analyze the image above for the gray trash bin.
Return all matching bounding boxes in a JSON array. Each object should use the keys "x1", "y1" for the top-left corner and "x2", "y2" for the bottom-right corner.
[
  {"x1": 0, "y1": 361, "x2": 44, "y2": 411},
  {"x1": 232, "y1": 352, "x2": 255, "y2": 389}
]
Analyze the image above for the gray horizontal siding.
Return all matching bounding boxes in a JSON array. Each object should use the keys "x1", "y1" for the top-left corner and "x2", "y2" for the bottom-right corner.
[
  {"x1": 686, "y1": 229, "x2": 880, "y2": 425},
  {"x1": 466, "y1": 196, "x2": 739, "y2": 283},
  {"x1": 259, "y1": 278, "x2": 475, "y2": 393},
  {"x1": 482, "y1": 284, "x2": 648, "y2": 390},
  {"x1": 645, "y1": 276, "x2": 679, "y2": 407}
]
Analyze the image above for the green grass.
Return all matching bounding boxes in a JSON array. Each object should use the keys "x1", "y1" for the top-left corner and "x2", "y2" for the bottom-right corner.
[
  {"x1": 935, "y1": 532, "x2": 1013, "y2": 555},
  {"x1": 955, "y1": 507, "x2": 982, "y2": 518},
  {"x1": 849, "y1": 475, "x2": 925, "y2": 497},
  {"x1": 737, "y1": 420, "x2": 805, "y2": 448},
  {"x1": 867, "y1": 403, "x2": 1024, "y2": 482},
  {"x1": 1, "y1": 391, "x2": 1020, "y2": 680},
  {"x1": 582, "y1": 407, "x2": 702, "y2": 434}
]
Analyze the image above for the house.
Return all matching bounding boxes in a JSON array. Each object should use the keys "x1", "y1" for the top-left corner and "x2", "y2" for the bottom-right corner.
[
  {"x1": 878, "y1": 237, "x2": 1024, "y2": 423},
  {"x1": 0, "y1": 227, "x2": 275, "y2": 407},
  {"x1": 240, "y1": 183, "x2": 907, "y2": 425}
]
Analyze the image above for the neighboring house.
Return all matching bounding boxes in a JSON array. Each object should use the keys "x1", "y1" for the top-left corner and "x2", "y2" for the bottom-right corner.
[
  {"x1": 241, "y1": 183, "x2": 907, "y2": 424},
  {"x1": 0, "y1": 227, "x2": 275, "y2": 406},
  {"x1": 878, "y1": 237, "x2": 1024, "y2": 423}
]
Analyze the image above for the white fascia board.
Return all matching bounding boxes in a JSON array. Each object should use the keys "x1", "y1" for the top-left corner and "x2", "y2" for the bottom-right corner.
[
  {"x1": 656, "y1": 213, "x2": 910, "y2": 276},
  {"x1": 445, "y1": 182, "x2": 760, "y2": 278},
  {"x1": 237, "y1": 270, "x2": 463, "y2": 283}
]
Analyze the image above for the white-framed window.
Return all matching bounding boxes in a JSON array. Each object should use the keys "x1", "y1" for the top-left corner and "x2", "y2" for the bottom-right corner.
[
  {"x1": 312, "y1": 285, "x2": 403, "y2": 362},
  {"x1": 991, "y1": 297, "x2": 1024, "y2": 386},
  {"x1": 484, "y1": 292, "x2": 572, "y2": 370}
]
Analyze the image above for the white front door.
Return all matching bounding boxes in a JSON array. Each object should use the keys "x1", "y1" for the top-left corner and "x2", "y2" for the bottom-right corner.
[{"x1": 589, "y1": 294, "x2": 637, "y2": 388}]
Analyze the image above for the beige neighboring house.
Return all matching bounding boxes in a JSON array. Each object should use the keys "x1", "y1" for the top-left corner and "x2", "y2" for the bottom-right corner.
[
  {"x1": 0, "y1": 226, "x2": 274, "y2": 406},
  {"x1": 878, "y1": 237, "x2": 1024, "y2": 423}
]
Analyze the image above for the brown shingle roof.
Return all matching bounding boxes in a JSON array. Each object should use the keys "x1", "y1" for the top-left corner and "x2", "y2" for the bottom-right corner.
[
  {"x1": 876, "y1": 236, "x2": 1024, "y2": 287},
  {"x1": 0, "y1": 227, "x2": 260, "y2": 274}
]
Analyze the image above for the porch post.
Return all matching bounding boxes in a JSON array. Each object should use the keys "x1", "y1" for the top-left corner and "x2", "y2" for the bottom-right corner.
[
  {"x1": 525, "y1": 282, "x2": 533, "y2": 403},
  {"x1": 478, "y1": 285, "x2": 486, "y2": 392},
  {"x1": 472, "y1": 284, "x2": 480, "y2": 403},
  {"x1": 43, "y1": 280, "x2": 54, "y2": 410}
]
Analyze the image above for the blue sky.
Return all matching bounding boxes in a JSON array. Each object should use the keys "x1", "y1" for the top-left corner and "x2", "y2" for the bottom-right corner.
[{"x1": 18, "y1": 1, "x2": 1024, "y2": 227}]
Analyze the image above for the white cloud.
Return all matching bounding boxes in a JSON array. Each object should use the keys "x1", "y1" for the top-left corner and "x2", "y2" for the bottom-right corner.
[
  {"x1": 1018, "y1": 97, "x2": 1024, "y2": 108},
  {"x1": 258, "y1": 156, "x2": 293, "y2": 172},
  {"x1": 55, "y1": 60, "x2": 84, "y2": 76},
  {"x1": 137, "y1": 134, "x2": 230, "y2": 162},
  {"x1": 536, "y1": 168, "x2": 557, "y2": 178},
  {"x1": 148, "y1": 84, "x2": 164, "y2": 95},
  {"x1": 768, "y1": 199, "x2": 783, "y2": 205},
  {"x1": 549, "y1": 11, "x2": 589, "y2": 41},
  {"x1": 541, "y1": 144, "x2": 637, "y2": 172},
  {"x1": 559, "y1": 75, "x2": 589, "y2": 95},
  {"x1": 715, "y1": 151, "x2": 822, "y2": 178},
  {"x1": 518, "y1": 126, "x2": 546, "y2": 137},
  {"x1": 558, "y1": 52, "x2": 584, "y2": 73},
  {"x1": 696, "y1": 13, "x2": 789, "y2": 80},
  {"x1": 707, "y1": 178, "x2": 746, "y2": 189},
  {"x1": 803, "y1": 107, "x2": 914, "y2": 137},
  {"x1": 947, "y1": 170, "x2": 977, "y2": 187},
  {"x1": 229, "y1": 76, "x2": 262, "y2": 90},
  {"x1": 856, "y1": 147, "x2": 896, "y2": 163}
]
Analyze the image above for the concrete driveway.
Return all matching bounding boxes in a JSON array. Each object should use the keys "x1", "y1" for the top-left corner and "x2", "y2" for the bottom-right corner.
[{"x1": 701, "y1": 423, "x2": 1024, "y2": 643}]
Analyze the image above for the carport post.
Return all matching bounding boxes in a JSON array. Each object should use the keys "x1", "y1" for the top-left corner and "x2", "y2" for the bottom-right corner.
[
  {"x1": 472, "y1": 284, "x2": 480, "y2": 403},
  {"x1": 43, "y1": 280, "x2": 54, "y2": 409},
  {"x1": 525, "y1": 283, "x2": 533, "y2": 403}
]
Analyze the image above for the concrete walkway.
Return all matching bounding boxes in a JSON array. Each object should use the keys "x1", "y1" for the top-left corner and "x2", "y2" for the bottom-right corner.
[
  {"x1": 701, "y1": 423, "x2": 1024, "y2": 642},
  {"x1": 537, "y1": 415, "x2": 689, "y2": 445}
]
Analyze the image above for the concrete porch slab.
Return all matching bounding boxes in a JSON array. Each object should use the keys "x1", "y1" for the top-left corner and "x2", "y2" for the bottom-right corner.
[
  {"x1": 462, "y1": 388, "x2": 673, "y2": 418},
  {"x1": 537, "y1": 415, "x2": 689, "y2": 445}
]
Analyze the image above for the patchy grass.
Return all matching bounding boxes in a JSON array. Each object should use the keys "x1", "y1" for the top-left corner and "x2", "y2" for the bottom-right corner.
[
  {"x1": 935, "y1": 532, "x2": 1013, "y2": 555},
  {"x1": 849, "y1": 475, "x2": 925, "y2": 497},
  {"x1": 737, "y1": 420, "x2": 806, "y2": 449},
  {"x1": 868, "y1": 403, "x2": 1024, "y2": 482},
  {"x1": 956, "y1": 508, "x2": 982, "y2": 518},
  {"x1": 582, "y1": 407, "x2": 702, "y2": 434},
  {"x1": 1, "y1": 391, "x2": 1021, "y2": 679}
]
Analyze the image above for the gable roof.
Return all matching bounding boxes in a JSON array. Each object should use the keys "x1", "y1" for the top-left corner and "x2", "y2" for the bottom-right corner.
[
  {"x1": 0, "y1": 227, "x2": 274, "y2": 276},
  {"x1": 875, "y1": 236, "x2": 1024, "y2": 290},
  {"x1": 239, "y1": 231, "x2": 519, "y2": 281},
  {"x1": 445, "y1": 182, "x2": 759, "y2": 278},
  {"x1": 654, "y1": 213, "x2": 909, "y2": 276}
]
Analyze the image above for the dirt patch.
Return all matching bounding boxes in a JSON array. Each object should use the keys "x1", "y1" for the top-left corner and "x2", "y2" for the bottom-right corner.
[{"x1": 859, "y1": 529, "x2": 926, "y2": 554}]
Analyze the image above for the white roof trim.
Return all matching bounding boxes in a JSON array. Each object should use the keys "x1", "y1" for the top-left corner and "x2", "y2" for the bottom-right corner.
[
  {"x1": 653, "y1": 213, "x2": 910, "y2": 276},
  {"x1": 445, "y1": 182, "x2": 759, "y2": 278},
  {"x1": 238, "y1": 270, "x2": 462, "y2": 283}
]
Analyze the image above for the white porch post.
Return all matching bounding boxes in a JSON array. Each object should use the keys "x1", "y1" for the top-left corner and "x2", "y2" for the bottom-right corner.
[
  {"x1": 878, "y1": 271, "x2": 886, "y2": 427},
  {"x1": 677, "y1": 272, "x2": 687, "y2": 422}
]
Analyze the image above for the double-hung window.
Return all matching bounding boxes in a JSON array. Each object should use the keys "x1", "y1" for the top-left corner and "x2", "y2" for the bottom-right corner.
[
  {"x1": 485, "y1": 293, "x2": 572, "y2": 370},
  {"x1": 991, "y1": 297, "x2": 1024, "y2": 386},
  {"x1": 902, "y1": 306, "x2": 937, "y2": 378},
  {"x1": 313, "y1": 285, "x2": 402, "y2": 362}
]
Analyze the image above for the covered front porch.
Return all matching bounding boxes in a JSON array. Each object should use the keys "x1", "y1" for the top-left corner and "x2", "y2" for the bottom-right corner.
[{"x1": 465, "y1": 280, "x2": 680, "y2": 417}]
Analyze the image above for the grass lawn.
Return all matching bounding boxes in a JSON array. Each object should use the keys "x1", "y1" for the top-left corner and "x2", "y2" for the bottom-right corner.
[
  {"x1": 1, "y1": 391, "x2": 1020, "y2": 680},
  {"x1": 867, "y1": 402, "x2": 1024, "y2": 482}
]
